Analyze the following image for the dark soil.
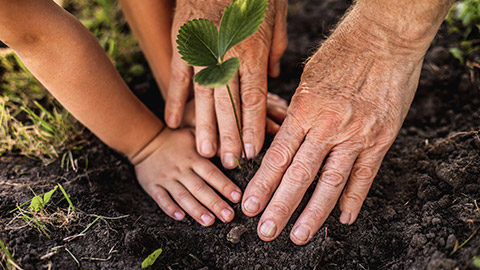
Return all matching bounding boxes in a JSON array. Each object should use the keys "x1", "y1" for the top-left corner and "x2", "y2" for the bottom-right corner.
[{"x1": 2, "y1": 0, "x2": 480, "y2": 269}]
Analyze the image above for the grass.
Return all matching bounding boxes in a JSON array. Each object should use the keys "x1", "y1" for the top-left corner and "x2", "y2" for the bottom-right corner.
[
  {"x1": 0, "y1": 0, "x2": 146, "y2": 165},
  {"x1": 9, "y1": 184, "x2": 79, "y2": 238},
  {"x1": 0, "y1": 239, "x2": 21, "y2": 270}
]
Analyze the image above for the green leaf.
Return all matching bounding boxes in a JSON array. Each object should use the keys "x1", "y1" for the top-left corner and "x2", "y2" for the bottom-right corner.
[
  {"x1": 30, "y1": 195, "x2": 43, "y2": 212},
  {"x1": 474, "y1": 256, "x2": 480, "y2": 268},
  {"x1": 194, "y1": 57, "x2": 240, "y2": 88},
  {"x1": 43, "y1": 186, "x2": 58, "y2": 205},
  {"x1": 141, "y1": 248, "x2": 163, "y2": 269},
  {"x1": 177, "y1": 19, "x2": 219, "y2": 66},
  {"x1": 449, "y1": 47, "x2": 464, "y2": 64},
  {"x1": 218, "y1": 0, "x2": 268, "y2": 59}
]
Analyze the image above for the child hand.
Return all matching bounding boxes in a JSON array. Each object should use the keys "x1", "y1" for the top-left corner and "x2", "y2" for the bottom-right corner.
[{"x1": 131, "y1": 128, "x2": 242, "y2": 226}]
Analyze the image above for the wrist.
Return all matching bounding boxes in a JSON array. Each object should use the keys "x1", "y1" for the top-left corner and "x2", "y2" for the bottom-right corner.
[{"x1": 128, "y1": 126, "x2": 167, "y2": 166}]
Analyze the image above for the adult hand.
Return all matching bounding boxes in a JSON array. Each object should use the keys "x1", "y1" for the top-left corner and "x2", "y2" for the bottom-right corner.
[
  {"x1": 242, "y1": 0, "x2": 452, "y2": 245},
  {"x1": 166, "y1": 0, "x2": 288, "y2": 169},
  {"x1": 181, "y1": 92, "x2": 288, "y2": 137}
]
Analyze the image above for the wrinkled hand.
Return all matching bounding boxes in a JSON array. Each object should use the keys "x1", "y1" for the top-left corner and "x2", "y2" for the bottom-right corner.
[
  {"x1": 132, "y1": 128, "x2": 242, "y2": 226},
  {"x1": 166, "y1": 0, "x2": 288, "y2": 169},
  {"x1": 242, "y1": 12, "x2": 431, "y2": 244},
  {"x1": 181, "y1": 92, "x2": 288, "y2": 136}
]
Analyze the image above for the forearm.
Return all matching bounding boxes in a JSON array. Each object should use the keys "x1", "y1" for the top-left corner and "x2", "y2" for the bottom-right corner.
[
  {"x1": 327, "y1": 0, "x2": 454, "y2": 57},
  {"x1": 0, "y1": 0, "x2": 164, "y2": 160},
  {"x1": 119, "y1": 0, "x2": 173, "y2": 97}
]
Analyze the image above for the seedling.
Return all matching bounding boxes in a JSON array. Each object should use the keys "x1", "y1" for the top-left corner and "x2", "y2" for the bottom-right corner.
[
  {"x1": 141, "y1": 248, "x2": 163, "y2": 269},
  {"x1": 9, "y1": 184, "x2": 78, "y2": 238},
  {"x1": 176, "y1": 0, "x2": 268, "y2": 166}
]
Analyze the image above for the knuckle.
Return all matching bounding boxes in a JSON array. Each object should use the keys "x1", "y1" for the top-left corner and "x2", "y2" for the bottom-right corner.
[
  {"x1": 286, "y1": 162, "x2": 311, "y2": 188},
  {"x1": 343, "y1": 191, "x2": 364, "y2": 205},
  {"x1": 197, "y1": 125, "x2": 216, "y2": 137},
  {"x1": 192, "y1": 181, "x2": 208, "y2": 195},
  {"x1": 175, "y1": 190, "x2": 190, "y2": 202},
  {"x1": 319, "y1": 170, "x2": 345, "y2": 188},
  {"x1": 269, "y1": 202, "x2": 292, "y2": 218},
  {"x1": 220, "y1": 132, "x2": 240, "y2": 148},
  {"x1": 251, "y1": 179, "x2": 273, "y2": 196},
  {"x1": 242, "y1": 88, "x2": 267, "y2": 108},
  {"x1": 210, "y1": 199, "x2": 225, "y2": 213},
  {"x1": 304, "y1": 205, "x2": 327, "y2": 223},
  {"x1": 171, "y1": 67, "x2": 191, "y2": 85},
  {"x1": 352, "y1": 166, "x2": 375, "y2": 182},
  {"x1": 195, "y1": 86, "x2": 214, "y2": 97},
  {"x1": 264, "y1": 144, "x2": 291, "y2": 171}
]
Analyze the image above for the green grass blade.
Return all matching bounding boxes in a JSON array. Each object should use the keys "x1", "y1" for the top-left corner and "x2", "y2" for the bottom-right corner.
[{"x1": 58, "y1": 184, "x2": 75, "y2": 213}]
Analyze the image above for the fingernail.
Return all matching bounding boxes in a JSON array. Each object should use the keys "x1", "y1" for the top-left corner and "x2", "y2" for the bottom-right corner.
[
  {"x1": 339, "y1": 211, "x2": 351, "y2": 225},
  {"x1": 223, "y1": 153, "x2": 236, "y2": 168},
  {"x1": 245, "y1": 143, "x2": 255, "y2": 159},
  {"x1": 243, "y1": 196, "x2": 260, "y2": 213},
  {"x1": 168, "y1": 115, "x2": 178, "y2": 127},
  {"x1": 260, "y1": 220, "x2": 277, "y2": 238},
  {"x1": 292, "y1": 224, "x2": 310, "y2": 242},
  {"x1": 231, "y1": 191, "x2": 242, "y2": 203},
  {"x1": 221, "y1": 209, "x2": 233, "y2": 222},
  {"x1": 174, "y1": 212, "x2": 184, "y2": 221},
  {"x1": 201, "y1": 141, "x2": 214, "y2": 156},
  {"x1": 201, "y1": 214, "x2": 214, "y2": 226}
]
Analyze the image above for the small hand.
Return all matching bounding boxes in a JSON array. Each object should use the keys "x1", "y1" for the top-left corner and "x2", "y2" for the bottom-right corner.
[
  {"x1": 242, "y1": 11, "x2": 430, "y2": 244},
  {"x1": 132, "y1": 128, "x2": 242, "y2": 226},
  {"x1": 166, "y1": 0, "x2": 288, "y2": 169}
]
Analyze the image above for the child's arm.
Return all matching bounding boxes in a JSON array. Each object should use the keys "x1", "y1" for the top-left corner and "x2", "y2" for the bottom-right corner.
[
  {"x1": 118, "y1": 0, "x2": 173, "y2": 96},
  {"x1": 0, "y1": 0, "x2": 241, "y2": 225}
]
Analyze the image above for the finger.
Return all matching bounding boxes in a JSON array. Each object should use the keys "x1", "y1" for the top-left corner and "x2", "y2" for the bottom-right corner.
[
  {"x1": 242, "y1": 114, "x2": 305, "y2": 217},
  {"x1": 266, "y1": 117, "x2": 280, "y2": 135},
  {"x1": 193, "y1": 158, "x2": 242, "y2": 203},
  {"x1": 339, "y1": 145, "x2": 389, "y2": 225},
  {"x1": 239, "y1": 55, "x2": 268, "y2": 160},
  {"x1": 268, "y1": 0, "x2": 288, "y2": 78},
  {"x1": 194, "y1": 66, "x2": 217, "y2": 158},
  {"x1": 266, "y1": 94, "x2": 288, "y2": 123},
  {"x1": 256, "y1": 131, "x2": 332, "y2": 241},
  {"x1": 166, "y1": 180, "x2": 215, "y2": 226},
  {"x1": 142, "y1": 183, "x2": 185, "y2": 221},
  {"x1": 289, "y1": 145, "x2": 360, "y2": 245},
  {"x1": 165, "y1": 52, "x2": 192, "y2": 128},
  {"x1": 181, "y1": 171, "x2": 236, "y2": 223},
  {"x1": 215, "y1": 74, "x2": 242, "y2": 169}
]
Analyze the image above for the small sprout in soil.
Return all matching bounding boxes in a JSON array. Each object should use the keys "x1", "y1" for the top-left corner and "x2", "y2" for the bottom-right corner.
[
  {"x1": 10, "y1": 184, "x2": 78, "y2": 238},
  {"x1": 141, "y1": 248, "x2": 163, "y2": 269},
  {"x1": 452, "y1": 226, "x2": 480, "y2": 254},
  {"x1": 0, "y1": 239, "x2": 22, "y2": 270},
  {"x1": 473, "y1": 256, "x2": 480, "y2": 268},
  {"x1": 176, "y1": 0, "x2": 268, "y2": 166}
]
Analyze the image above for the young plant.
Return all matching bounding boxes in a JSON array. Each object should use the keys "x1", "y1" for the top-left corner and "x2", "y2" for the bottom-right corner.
[
  {"x1": 10, "y1": 184, "x2": 78, "y2": 238},
  {"x1": 176, "y1": 0, "x2": 268, "y2": 166}
]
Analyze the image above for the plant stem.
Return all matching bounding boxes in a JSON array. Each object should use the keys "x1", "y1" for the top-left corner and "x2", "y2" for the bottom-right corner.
[{"x1": 225, "y1": 84, "x2": 249, "y2": 166}]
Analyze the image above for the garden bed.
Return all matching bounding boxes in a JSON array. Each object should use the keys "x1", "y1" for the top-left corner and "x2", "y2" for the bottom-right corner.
[{"x1": 1, "y1": 0, "x2": 480, "y2": 269}]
